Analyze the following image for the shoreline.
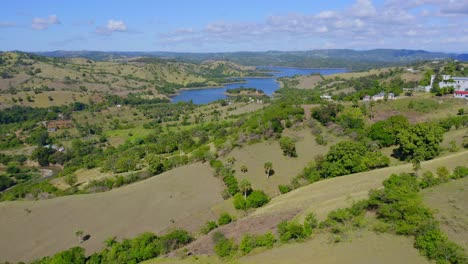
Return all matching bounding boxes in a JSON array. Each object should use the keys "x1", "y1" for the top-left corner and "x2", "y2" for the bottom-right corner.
[{"x1": 257, "y1": 66, "x2": 347, "y2": 70}]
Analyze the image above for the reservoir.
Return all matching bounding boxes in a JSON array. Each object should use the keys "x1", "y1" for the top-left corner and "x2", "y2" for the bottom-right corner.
[{"x1": 170, "y1": 67, "x2": 347, "y2": 104}]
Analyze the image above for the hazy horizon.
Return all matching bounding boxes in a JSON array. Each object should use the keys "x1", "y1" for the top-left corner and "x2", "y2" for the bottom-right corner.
[{"x1": 1, "y1": 0, "x2": 467, "y2": 53}]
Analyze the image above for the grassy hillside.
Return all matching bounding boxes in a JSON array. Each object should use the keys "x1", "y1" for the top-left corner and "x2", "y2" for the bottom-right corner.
[
  {"x1": 35, "y1": 49, "x2": 468, "y2": 71},
  {"x1": 0, "y1": 163, "x2": 224, "y2": 263},
  {"x1": 422, "y1": 177, "x2": 468, "y2": 251},
  {"x1": 0, "y1": 52, "x2": 264, "y2": 108}
]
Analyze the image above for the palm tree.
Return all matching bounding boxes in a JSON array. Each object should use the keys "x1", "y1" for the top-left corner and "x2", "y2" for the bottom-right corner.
[
  {"x1": 239, "y1": 179, "x2": 252, "y2": 199},
  {"x1": 75, "y1": 230, "x2": 84, "y2": 244},
  {"x1": 226, "y1": 157, "x2": 236, "y2": 166},
  {"x1": 264, "y1": 162, "x2": 273, "y2": 178},
  {"x1": 240, "y1": 165, "x2": 248, "y2": 173}
]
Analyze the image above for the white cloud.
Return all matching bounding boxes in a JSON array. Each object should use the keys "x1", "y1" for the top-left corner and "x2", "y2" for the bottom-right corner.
[
  {"x1": 96, "y1": 19, "x2": 128, "y2": 35},
  {"x1": 157, "y1": 0, "x2": 468, "y2": 52},
  {"x1": 107, "y1": 20, "x2": 127, "y2": 31},
  {"x1": 317, "y1": 11, "x2": 337, "y2": 19},
  {"x1": 349, "y1": 0, "x2": 377, "y2": 17},
  {"x1": 31, "y1": 15, "x2": 60, "y2": 30}
]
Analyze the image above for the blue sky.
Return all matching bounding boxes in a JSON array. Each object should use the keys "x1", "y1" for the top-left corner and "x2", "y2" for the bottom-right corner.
[{"x1": 0, "y1": 0, "x2": 467, "y2": 52}]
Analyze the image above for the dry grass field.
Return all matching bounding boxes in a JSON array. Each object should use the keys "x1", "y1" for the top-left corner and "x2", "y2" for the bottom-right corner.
[
  {"x1": 222, "y1": 129, "x2": 339, "y2": 196},
  {"x1": 422, "y1": 177, "x2": 468, "y2": 251},
  {"x1": 144, "y1": 151, "x2": 467, "y2": 264},
  {"x1": 0, "y1": 162, "x2": 225, "y2": 263},
  {"x1": 146, "y1": 231, "x2": 429, "y2": 264},
  {"x1": 372, "y1": 93, "x2": 468, "y2": 123},
  {"x1": 240, "y1": 231, "x2": 428, "y2": 264},
  {"x1": 252, "y1": 151, "x2": 468, "y2": 222}
]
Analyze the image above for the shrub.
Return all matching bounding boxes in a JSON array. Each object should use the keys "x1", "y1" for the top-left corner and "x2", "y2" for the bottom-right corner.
[
  {"x1": 256, "y1": 232, "x2": 276, "y2": 248},
  {"x1": 201, "y1": 221, "x2": 218, "y2": 235},
  {"x1": 436, "y1": 166, "x2": 451, "y2": 183},
  {"x1": 278, "y1": 184, "x2": 292, "y2": 194},
  {"x1": 277, "y1": 220, "x2": 309, "y2": 243},
  {"x1": 239, "y1": 232, "x2": 276, "y2": 255},
  {"x1": 419, "y1": 171, "x2": 441, "y2": 189},
  {"x1": 304, "y1": 212, "x2": 318, "y2": 230},
  {"x1": 246, "y1": 190, "x2": 269, "y2": 208},
  {"x1": 239, "y1": 234, "x2": 256, "y2": 254},
  {"x1": 214, "y1": 234, "x2": 237, "y2": 258},
  {"x1": 233, "y1": 193, "x2": 247, "y2": 210},
  {"x1": 327, "y1": 208, "x2": 353, "y2": 223},
  {"x1": 218, "y1": 212, "x2": 233, "y2": 226},
  {"x1": 372, "y1": 221, "x2": 392, "y2": 233},
  {"x1": 452, "y1": 166, "x2": 468, "y2": 179}
]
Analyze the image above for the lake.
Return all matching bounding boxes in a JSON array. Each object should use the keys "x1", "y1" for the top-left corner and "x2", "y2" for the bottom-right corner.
[{"x1": 170, "y1": 66, "x2": 347, "y2": 104}]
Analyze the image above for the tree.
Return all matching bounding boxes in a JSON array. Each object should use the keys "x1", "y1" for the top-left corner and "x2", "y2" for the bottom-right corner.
[
  {"x1": 396, "y1": 123, "x2": 444, "y2": 161},
  {"x1": 368, "y1": 115, "x2": 410, "y2": 147},
  {"x1": 240, "y1": 165, "x2": 248, "y2": 173},
  {"x1": 338, "y1": 107, "x2": 365, "y2": 130},
  {"x1": 31, "y1": 147, "x2": 53, "y2": 166},
  {"x1": 264, "y1": 162, "x2": 273, "y2": 178},
  {"x1": 239, "y1": 179, "x2": 252, "y2": 199},
  {"x1": 279, "y1": 136, "x2": 297, "y2": 157},
  {"x1": 75, "y1": 230, "x2": 84, "y2": 244},
  {"x1": 319, "y1": 141, "x2": 389, "y2": 178}
]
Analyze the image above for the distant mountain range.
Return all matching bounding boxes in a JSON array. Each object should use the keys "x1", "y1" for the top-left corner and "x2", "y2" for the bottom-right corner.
[{"x1": 32, "y1": 49, "x2": 468, "y2": 71}]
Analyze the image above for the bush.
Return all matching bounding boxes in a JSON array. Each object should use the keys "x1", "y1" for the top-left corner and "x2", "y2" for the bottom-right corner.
[
  {"x1": 246, "y1": 190, "x2": 270, "y2": 208},
  {"x1": 278, "y1": 184, "x2": 292, "y2": 194},
  {"x1": 327, "y1": 208, "x2": 353, "y2": 223},
  {"x1": 304, "y1": 212, "x2": 318, "y2": 230},
  {"x1": 31, "y1": 229, "x2": 193, "y2": 263},
  {"x1": 239, "y1": 232, "x2": 276, "y2": 255},
  {"x1": 419, "y1": 171, "x2": 441, "y2": 189},
  {"x1": 218, "y1": 212, "x2": 233, "y2": 226},
  {"x1": 436, "y1": 167, "x2": 450, "y2": 183},
  {"x1": 239, "y1": 234, "x2": 256, "y2": 254},
  {"x1": 256, "y1": 232, "x2": 276, "y2": 248},
  {"x1": 452, "y1": 166, "x2": 468, "y2": 179},
  {"x1": 277, "y1": 220, "x2": 309, "y2": 243},
  {"x1": 233, "y1": 193, "x2": 247, "y2": 210},
  {"x1": 214, "y1": 234, "x2": 237, "y2": 258},
  {"x1": 201, "y1": 221, "x2": 218, "y2": 235},
  {"x1": 372, "y1": 221, "x2": 392, "y2": 233}
]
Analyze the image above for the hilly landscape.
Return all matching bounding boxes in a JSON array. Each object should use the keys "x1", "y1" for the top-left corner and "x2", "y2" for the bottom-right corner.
[
  {"x1": 35, "y1": 49, "x2": 468, "y2": 71},
  {"x1": 0, "y1": 49, "x2": 467, "y2": 264},
  {"x1": 1, "y1": 1, "x2": 468, "y2": 263}
]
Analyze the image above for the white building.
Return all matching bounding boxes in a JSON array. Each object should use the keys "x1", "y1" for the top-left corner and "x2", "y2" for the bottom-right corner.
[{"x1": 428, "y1": 75, "x2": 468, "y2": 92}]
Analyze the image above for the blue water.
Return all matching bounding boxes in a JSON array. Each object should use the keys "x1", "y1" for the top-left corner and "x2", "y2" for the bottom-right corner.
[{"x1": 171, "y1": 66, "x2": 347, "y2": 104}]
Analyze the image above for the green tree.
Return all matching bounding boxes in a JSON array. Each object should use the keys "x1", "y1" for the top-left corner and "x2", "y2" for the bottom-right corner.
[
  {"x1": 31, "y1": 147, "x2": 53, "y2": 166},
  {"x1": 396, "y1": 123, "x2": 444, "y2": 161},
  {"x1": 368, "y1": 115, "x2": 410, "y2": 147},
  {"x1": 279, "y1": 136, "x2": 297, "y2": 157},
  {"x1": 338, "y1": 107, "x2": 365, "y2": 130}
]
